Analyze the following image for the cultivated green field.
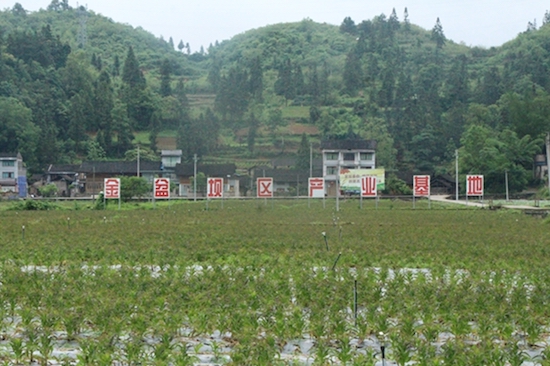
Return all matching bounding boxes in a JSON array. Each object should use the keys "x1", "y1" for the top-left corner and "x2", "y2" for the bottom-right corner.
[{"x1": 1, "y1": 200, "x2": 550, "y2": 364}]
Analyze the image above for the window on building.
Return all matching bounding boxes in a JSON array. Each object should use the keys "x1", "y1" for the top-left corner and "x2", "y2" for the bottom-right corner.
[
  {"x1": 326, "y1": 166, "x2": 338, "y2": 175},
  {"x1": 324, "y1": 152, "x2": 338, "y2": 160},
  {"x1": 2, "y1": 160, "x2": 15, "y2": 167},
  {"x1": 163, "y1": 156, "x2": 180, "y2": 167},
  {"x1": 2, "y1": 172, "x2": 14, "y2": 178},
  {"x1": 360, "y1": 152, "x2": 374, "y2": 161},
  {"x1": 343, "y1": 152, "x2": 355, "y2": 161}
]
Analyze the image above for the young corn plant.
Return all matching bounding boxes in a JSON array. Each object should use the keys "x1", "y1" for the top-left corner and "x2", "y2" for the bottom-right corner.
[
  {"x1": 391, "y1": 334, "x2": 412, "y2": 366},
  {"x1": 399, "y1": 314, "x2": 417, "y2": 343},
  {"x1": 9, "y1": 338, "x2": 25, "y2": 365},
  {"x1": 485, "y1": 346, "x2": 507, "y2": 366},
  {"x1": 441, "y1": 338, "x2": 467, "y2": 365},
  {"x1": 421, "y1": 323, "x2": 441, "y2": 344},
  {"x1": 77, "y1": 339, "x2": 100, "y2": 365},
  {"x1": 474, "y1": 314, "x2": 494, "y2": 343},
  {"x1": 152, "y1": 333, "x2": 174, "y2": 364},
  {"x1": 334, "y1": 336, "x2": 353, "y2": 364},
  {"x1": 38, "y1": 311, "x2": 58, "y2": 334},
  {"x1": 62, "y1": 311, "x2": 82, "y2": 342},
  {"x1": 288, "y1": 307, "x2": 306, "y2": 339},
  {"x1": 23, "y1": 326, "x2": 38, "y2": 364},
  {"x1": 521, "y1": 316, "x2": 543, "y2": 347},
  {"x1": 210, "y1": 341, "x2": 225, "y2": 364},
  {"x1": 54, "y1": 355, "x2": 74, "y2": 366},
  {"x1": 352, "y1": 348, "x2": 376, "y2": 366},
  {"x1": 449, "y1": 314, "x2": 471, "y2": 340},
  {"x1": 414, "y1": 338, "x2": 437, "y2": 366},
  {"x1": 312, "y1": 339, "x2": 331, "y2": 366},
  {"x1": 37, "y1": 333, "x2": 54, "y2": 366},
  {"x1": 505, "y1": 341, "x2": 530, "y2": 366},
  {"x1": 356, "y1": 314, "x2": 371, "y2": 345},
  {"x1": 96, "y1": 351, "x2": 116, "y2": 366},
  {"x1": 173, "y1": 344, "x2": 198, "y2": 366}
]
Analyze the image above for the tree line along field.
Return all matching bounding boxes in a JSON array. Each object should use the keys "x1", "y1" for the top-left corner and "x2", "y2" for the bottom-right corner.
[{"x1": 1, "y1": 200, "x2": 550, "y2": 364}]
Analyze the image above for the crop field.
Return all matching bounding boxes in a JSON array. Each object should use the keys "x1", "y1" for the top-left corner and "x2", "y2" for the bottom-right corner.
[{"x1": 1, "y1": 199, "x2": 550, "y2": 365}]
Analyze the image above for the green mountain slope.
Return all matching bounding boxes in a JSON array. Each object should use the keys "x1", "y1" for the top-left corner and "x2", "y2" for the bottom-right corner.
[
  {"x1": 0, "y1": 5, "x2": 202, "y2": 77},
  {"x1": 213, "y1": 20, "x2": 354, "y2": 70},
  {"x1": 1, "y1": 3, "x2": 550, "y2": 195}
]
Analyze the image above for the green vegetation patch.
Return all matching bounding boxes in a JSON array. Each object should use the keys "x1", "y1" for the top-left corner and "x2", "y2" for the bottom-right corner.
[
  {"x1": 0, "y1": 199, "x2": 544, "y2": 269},
  {"x1": 0, "y1": 200, "x2": 549, "y2": 364}
]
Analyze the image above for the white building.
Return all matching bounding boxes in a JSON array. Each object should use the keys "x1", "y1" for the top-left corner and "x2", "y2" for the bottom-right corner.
[
  {"x1": 160, "y1": 150, "x2": 183, "y2": 180},
  {"x1": 0, "y1": 152, "x2": 27, "y2": 196},
  {"x1": 321, "y1": 139, "x2": 377, "y2": 196}
]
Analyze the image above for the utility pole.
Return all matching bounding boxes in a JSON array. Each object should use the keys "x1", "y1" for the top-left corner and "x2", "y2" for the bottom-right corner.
[
  {"x1": 505, "y1": 170, "x2": 509, "y2": 202},
  {"x1": 309, "y1": 142, "x2": 313, "y2": 178},
  {"x1": 137, "y1": 144, "x2": 140, "y2": 177},
  {"x1": 504, "y1": 169, "x2": 510, "y2": 202},
  {"x1": 546, "y1": 133, "x2": 550, "y2": 195},
  {"x1": 336, "y1": 155, "x2": 340, "y2": 212},
  {"x1": 193, "y1": 153, "x2": 197, "y2": 202},
  {"x1": 455, "y1": 149, "x2": 458, "y2": 201},
  {"x1": 92, "y1": 165, "x2": 95, "y2": 199}
]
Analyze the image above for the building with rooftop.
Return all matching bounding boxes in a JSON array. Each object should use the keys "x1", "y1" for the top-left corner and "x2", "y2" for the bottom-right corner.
[
  {"x1": 0, "y1": 152, "x2": 27, "y2": 197},
  {"x1": 321, "y1": 139, "x2": 377, "y2": 196}
]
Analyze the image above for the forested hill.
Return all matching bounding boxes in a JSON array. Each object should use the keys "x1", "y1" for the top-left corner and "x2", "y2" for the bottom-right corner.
[
  {"x1": 0, "y1": 2, "x2": 202, "y2": 77},
  {"x1": 1, "y1": 2, "x2": 550, "y2": 193}
]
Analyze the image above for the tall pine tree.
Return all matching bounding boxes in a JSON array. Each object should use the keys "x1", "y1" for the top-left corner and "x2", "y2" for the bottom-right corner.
[
  {"x1": 274, "y1": 58, "x2": 294, "y2": 102},
  {"x1": 431, "y1": 18, "x2": 446, "y2": 50},
  {"x1": 296, "y1": 133, "x2": 310, "y2": 172},
  {"x1": 343, "y1": 48, "x2": 364, "y2": 96},
  {"x1": 159, "y1": 58, "x2": 172, "y2": 97},
  {"x1": 94, "y1": 70, "x2": 114, "y2": 154},
  {"x1": 122, "y1": 46, "x2": 145, "y2": 88},
  {"x1": 121, "y1": 46, "x2": 155, "y2": 130},
  {"x1": 248, "y1": 56, "x2": 263, "y2": 101}
]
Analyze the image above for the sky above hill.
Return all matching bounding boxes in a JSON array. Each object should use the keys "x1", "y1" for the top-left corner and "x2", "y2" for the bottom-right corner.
[{"x1": 13, "y1": 0, "x2": 550, "y2": 51}]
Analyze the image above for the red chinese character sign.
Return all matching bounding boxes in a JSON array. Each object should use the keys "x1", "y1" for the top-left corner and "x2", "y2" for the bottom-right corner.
[
  {"x1": 154, "y1": 178, "x2": 170, "y2": 199},
  {"x1": 361, "y1": 176, "x2": 377, "y2": 197},
  {"x1": 257, "y1": 178, "x2": 273, "y2": 198},
  {"x1": 467, "y1": 175, "x2": 484, "y2": 196},
  {"x1": 104, "y1": 178, "x2": 120, "y2": 199},
  {"x1": 413, "y1": 175, "x2": 430, "y2": 197},
  {"x1": 207, "y1": 177, "x2": 224, "y2": 198},
  {"x1": 309, "y1": 178, "x2": 325, "y2": 198}
]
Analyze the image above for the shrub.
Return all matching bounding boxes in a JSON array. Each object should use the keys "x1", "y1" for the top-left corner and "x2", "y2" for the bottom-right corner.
[
  {"x1": 38, "y1": 184, "x2": 58, "y2": 197},
  {"x1": 384, "y1": 174, "x2": 412, "y2": 195},
  {"x1": 120, "y1": 176, "x2": 150, "y2": 202},
  {"x1": 9, "y1": 199, "x2": 60, "y2": 211}
]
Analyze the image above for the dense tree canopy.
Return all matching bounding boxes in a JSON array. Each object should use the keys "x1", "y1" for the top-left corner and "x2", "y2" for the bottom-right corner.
[{"x1": 1, "y1": 3, "x2": 550, "y2": 194}]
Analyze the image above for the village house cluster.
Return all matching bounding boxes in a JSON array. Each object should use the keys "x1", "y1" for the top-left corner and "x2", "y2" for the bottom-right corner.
[{"x1": 2, "y1": 139, "x2": 465, "y2": 199}]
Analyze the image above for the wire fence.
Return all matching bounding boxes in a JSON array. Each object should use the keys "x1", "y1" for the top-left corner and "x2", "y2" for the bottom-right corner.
[{"x1": 5, "y1": 194, "x2": 550, "y2": 209}]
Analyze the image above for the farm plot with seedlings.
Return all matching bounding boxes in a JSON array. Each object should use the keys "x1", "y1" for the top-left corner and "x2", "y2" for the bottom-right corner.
[{"x1": 1, "y1": 200, "x2": 550, "y2": 364}]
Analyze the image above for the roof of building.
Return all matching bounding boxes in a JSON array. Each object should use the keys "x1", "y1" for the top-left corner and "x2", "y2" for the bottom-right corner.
[
  {"x1": 0, "y1": 152, "x2": 21, "y2": 159},
  {"x1": 271, "y1": 158, "x2": 296, "y2": 168},
  {"x1": 320, "y1": 139, "x2": 377, "y2": 150},
  {"x1": 46, "y1": 164, "x2": 81, "y2": 174},
  {"x1": 252, "y1": 168, "x2": 323, "y2": 183},
  {"x1": 270, "y1": 157, "x2": 323, "y2": 169},
  {"x1": 161, "y1": 150, "x2": 183, "y2": 156},
  {"x1": 175, "y1": 163, "x2": 237, "y2": 177},
  {"x1": 0, "y1": 179, "x2": 16, "y2": 186},
  {"x1": 79, "y1": 161, "x2": 161, "y2": 174}
]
